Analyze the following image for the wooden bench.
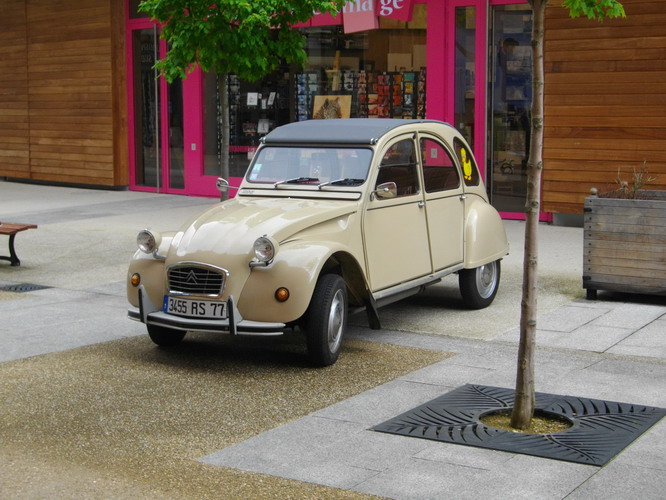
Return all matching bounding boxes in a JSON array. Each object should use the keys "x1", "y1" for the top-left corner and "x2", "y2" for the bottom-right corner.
[{"x1": 0, "y1": 222, "x2": 38, "y2": 267}]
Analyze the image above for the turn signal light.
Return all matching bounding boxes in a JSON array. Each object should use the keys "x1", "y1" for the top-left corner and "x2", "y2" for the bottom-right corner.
[
  {"x1": 275, "y1": 287, "x2": 290, "y2": 302},
  {"x1": 130, "y1": 273, "x2": 141, "y2": 287}
]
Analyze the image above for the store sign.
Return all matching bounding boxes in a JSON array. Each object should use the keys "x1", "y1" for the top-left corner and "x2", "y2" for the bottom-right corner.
[
  {"x1": 343, "y1": 0, "x2": 378, "y2": 33},
  {"x1": 308, "y1": 10, "x2": 342, "y2": 27},
  {"x1": 306, "y1": 0, "x2": 415, "y2": 32},
  {"x1": 378, "y1": 0, "x2": 414, "y2": 22}
]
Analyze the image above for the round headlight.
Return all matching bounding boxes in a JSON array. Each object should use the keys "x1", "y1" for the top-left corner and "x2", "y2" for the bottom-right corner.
[
  {"x1": 253, "y1": 236, "x2": 276, "y2": 263},
  {"x1": 137, "y1": 229, "x2": 161, "y2": 254}
]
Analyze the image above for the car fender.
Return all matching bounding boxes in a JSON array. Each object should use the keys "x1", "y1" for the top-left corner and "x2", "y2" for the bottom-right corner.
[
  {"x1": 463, "y1": 196, "x2": 509, "y2": 268},
  {"x1": 126, "y1": 234, "x2": 174, "y2": 309},
  {"x1": 237, "y1": 241, "x2": 362, "y2": 324}
]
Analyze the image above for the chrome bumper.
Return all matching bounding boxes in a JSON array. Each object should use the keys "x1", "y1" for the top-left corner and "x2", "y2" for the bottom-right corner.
[{"x1": 128, "y1": 286, "x2": 286, "y2": 336}]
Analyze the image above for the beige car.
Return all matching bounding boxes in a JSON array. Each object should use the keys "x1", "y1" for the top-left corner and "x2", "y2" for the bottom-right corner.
[{"x1": 127, "y1": 119, "x2": 508, "y2": 366}]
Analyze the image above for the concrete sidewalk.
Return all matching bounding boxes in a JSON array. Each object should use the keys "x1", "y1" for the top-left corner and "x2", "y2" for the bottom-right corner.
[
  {"x1": 1, "y1": 180, "x2": 665, "y2": 499},
  {"x1": 203, "y1": 304, "x2": 666, "y2": 499}
]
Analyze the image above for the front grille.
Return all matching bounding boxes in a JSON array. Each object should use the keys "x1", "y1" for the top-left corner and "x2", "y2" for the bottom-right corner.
[{"x1": 167, "y1": 264, "x2": 226, "y2": 296}]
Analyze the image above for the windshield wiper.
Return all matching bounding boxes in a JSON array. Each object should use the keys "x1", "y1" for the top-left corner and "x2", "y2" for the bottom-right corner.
[
  {"x1": 274, "y1": 177, "x2": 320, "y2": 187},
  {"x1": 319, "y1": 178, "x2": 365, "y2": 188}
]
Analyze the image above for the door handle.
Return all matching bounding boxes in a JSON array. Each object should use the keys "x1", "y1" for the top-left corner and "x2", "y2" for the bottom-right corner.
[
  {"x1": 418, "y1": 201, "x2": 425, "y2": 208},
  {"x1": 460, "y1": 195, "x2": 467, "y2": 200}
]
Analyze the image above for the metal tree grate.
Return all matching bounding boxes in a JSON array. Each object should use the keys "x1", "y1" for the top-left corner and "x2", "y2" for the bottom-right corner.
[
  {"x1": 0, "y1": 283, "x2": 52, "y2": 293},
  {"x1": 373, "y1": 384, "x2": 666, "y2": 466}
]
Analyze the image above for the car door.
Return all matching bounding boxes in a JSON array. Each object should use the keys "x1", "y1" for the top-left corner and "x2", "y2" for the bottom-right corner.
[
  {"x1": 418, "y1": 134, "x2": 465, "y2": 271},
  {"x1": 363, "y1": 135, "x2": 432, "y2": 291}
]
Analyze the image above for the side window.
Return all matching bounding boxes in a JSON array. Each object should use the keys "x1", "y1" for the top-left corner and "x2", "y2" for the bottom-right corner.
[
  {"x1": 420, "y1": 138, "x2": 460, "y2": 192},
  {"x1": 376, "y1": 139, "x2": 419, "y2": 197},
  {"x1": 454, "y1": 138, "x2": 480, "y2": 186}
]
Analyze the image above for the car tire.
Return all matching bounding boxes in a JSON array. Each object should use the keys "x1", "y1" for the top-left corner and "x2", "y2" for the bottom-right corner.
[
  {"x1": 459, "y1": 260, "x2": 501, "y2": 309},
  {"x1": 147, "y1": 325, "x2": 186, "y2": 347},
  {"x1": 305, "y1": 274, "x2": 348, "y2": 367}
]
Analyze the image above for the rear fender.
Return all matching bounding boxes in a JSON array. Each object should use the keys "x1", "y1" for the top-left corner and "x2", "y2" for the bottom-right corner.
[{"x1": 464, "y1": 197, "x2": 509, "y2": 268}]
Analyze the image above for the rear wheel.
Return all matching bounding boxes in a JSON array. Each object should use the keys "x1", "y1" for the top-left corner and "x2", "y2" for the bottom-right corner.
[
  {"x1": 305, "y1": 274, "x2": 348, "y2": 367},
  {"x1": 459, "y1": 260, "x2": 501, "y2": 309},
  {"x1": 147, "y1": 325, "x2": 186, "y2": 347}
]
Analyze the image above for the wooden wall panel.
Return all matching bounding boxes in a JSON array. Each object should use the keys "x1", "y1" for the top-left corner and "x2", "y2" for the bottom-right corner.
[
  {"x1": 0, "y1": 1, "x2": 30, "y2": 178},
  {"x1": 0, "y1": 0, "x2": 126, "y2": 187},
  {"x1": 543, "y1": 0, "x2": 666, "y2": 214},
  {"x1": 26, "y1": 0, "x2": 114, "y2": 186},
  {"x1": 111, "y1": 0, "x2": 128, "y2": 186}
]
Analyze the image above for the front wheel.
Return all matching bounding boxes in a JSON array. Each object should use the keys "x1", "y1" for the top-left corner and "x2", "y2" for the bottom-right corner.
[
  {"x1": 147, "y1": 325, "x2": 186, "y2": 347},
  {"x1": 305, "y1": 274, "x2": 348, "y2": 367},
  {"x1": 459, "y1": 260, "x2": 501, "y2": 309}
]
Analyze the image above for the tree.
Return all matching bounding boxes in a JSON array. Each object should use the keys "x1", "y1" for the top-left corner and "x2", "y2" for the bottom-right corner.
[
  {"x1": 511, "y1": 0, "x2": 625, "y2": 430},
  {"x1": 138, "y1": 0, "x2": 346, "y2": 196}
]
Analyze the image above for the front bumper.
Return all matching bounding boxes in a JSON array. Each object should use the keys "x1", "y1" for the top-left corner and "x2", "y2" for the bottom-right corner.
[{"x1": 128, "y1": 285, "x2": 286, "y2": 336}]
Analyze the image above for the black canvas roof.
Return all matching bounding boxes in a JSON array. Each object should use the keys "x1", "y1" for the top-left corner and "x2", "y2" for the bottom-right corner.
[{"x1": 261, "y1": 118, "x2": 447, "y2": 145}]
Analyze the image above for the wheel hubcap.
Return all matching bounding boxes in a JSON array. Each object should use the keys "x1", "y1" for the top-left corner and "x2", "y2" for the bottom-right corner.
[
  {"x1": 476, "y1": 261, "x2": 498, "y2": 299},
  {"x1": 327, "y1": 289, "x2": 345, "y2": 352}
]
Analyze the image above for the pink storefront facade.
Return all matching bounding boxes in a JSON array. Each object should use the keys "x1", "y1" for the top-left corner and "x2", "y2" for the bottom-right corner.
[{"x1": 125, "y1": 0, "x2": 539, "y2": 219}]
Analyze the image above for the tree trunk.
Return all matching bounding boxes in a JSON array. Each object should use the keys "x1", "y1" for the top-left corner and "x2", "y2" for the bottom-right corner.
[
  {"x1": 218, "y1": 72, "x2": 230, "y2": 201},
  {"x1": 511, "y1": 0, "x2": 547, "y2": 430}
]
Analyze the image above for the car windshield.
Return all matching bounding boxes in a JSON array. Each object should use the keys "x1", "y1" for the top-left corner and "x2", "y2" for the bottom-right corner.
[{"x1": 246, "y1": 146, "x2": 372, "y2": 187}]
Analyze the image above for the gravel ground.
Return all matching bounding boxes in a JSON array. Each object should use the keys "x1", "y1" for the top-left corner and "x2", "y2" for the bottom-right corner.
[{"x1": 0, "y1": 333, "x2": 448, "y2": 499}]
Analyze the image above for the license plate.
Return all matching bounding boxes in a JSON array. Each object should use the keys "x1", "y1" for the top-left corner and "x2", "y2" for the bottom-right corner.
[{"x1": 163, "y1": 296, "x2": 227, "y2": 319}]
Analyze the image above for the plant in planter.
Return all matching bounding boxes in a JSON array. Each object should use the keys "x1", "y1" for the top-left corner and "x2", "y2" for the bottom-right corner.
[{"x1": 584, "y1": 164, "x2": 665, "y2": 299}]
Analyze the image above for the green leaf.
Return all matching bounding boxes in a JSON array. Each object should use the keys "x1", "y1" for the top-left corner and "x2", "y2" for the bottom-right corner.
[{"x1": 561, "y1": 0, "x2": 626, "y2": 22}]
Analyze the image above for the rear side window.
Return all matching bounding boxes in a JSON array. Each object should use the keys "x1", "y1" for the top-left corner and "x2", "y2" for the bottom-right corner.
[
  {"x1": 420, "y1": 138, "x2": 460, "y2": 192},
  {"x1": 453, "y1": 138, "x2": 480, "y2": 187}
]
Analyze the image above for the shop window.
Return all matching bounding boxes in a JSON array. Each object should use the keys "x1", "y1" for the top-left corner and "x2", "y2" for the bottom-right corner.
[
  {"x1": 203, "y1": 68, "x2": 291, "y2": 178},
  {"x1": 454, "y1": 6, "x2": 476, "y2": 147},
  {"x1": 131, "y1": 28, "x2": 160, "y2": 187},
  {"x1": 420, "y1": 138, "x2": 460, "y2": 193},
  {"x1": 202, "y1": 5, "x2": 427, "y2": 179},
  {"x1": 488, "y1": 5, "x2": 533, "y2": 212},
  {"x1": 202, "y1": 71, "x2": 222, "y2": 177},
  {"x1": 297, "y1": 17, "x2": 426, "y2": 121}
]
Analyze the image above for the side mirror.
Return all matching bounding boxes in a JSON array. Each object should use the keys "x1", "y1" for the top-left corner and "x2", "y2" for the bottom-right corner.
[
  {"x1": 373, "y1": 182, "x2": 397, "y2": 200},
  {"x1": 216, "y1": 178, "x2": 238, "y2": 192},
  {"x1": 216, "y1": 178, "x2": 241, "y2": 201}
]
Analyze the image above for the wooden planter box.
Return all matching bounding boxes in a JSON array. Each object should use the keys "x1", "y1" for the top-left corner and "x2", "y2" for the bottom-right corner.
[{"x1": 583, "y1": 190, "x2": 666, "y2": 299}]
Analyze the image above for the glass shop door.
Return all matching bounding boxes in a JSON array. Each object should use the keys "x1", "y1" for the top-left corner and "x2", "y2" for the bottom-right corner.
[
  {"x1": 129, "y1": 27, "x2": 186, "y2": 193},
  {"x1": 488, "y1": 4, "x2": 534, "y2": 215}
]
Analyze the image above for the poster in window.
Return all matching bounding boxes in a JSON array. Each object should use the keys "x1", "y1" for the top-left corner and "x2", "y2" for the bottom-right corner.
[{"x1": 312, "y1": 95, "x2": 352, "y2": 119}]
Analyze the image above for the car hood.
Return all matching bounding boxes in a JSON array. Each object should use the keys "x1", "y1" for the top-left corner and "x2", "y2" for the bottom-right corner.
[{"x1": 169, "y1": 196, "x2": 358, "y2": 259}]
